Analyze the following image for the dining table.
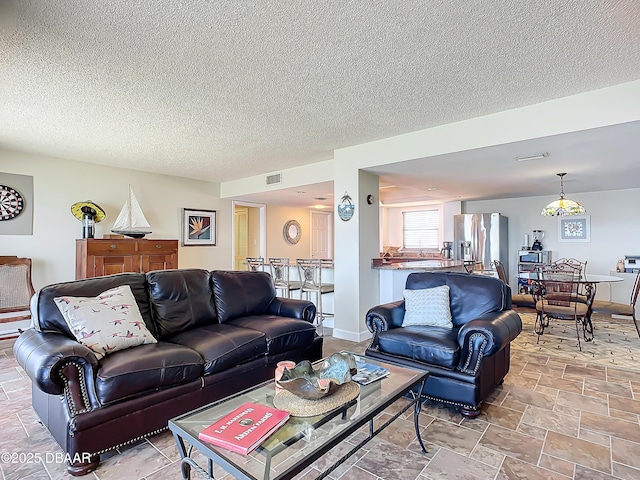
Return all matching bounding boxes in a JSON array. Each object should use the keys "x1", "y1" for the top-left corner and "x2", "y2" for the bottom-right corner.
[{"x1": 518, "y1": 272, "x2": 623, "y2": 341}]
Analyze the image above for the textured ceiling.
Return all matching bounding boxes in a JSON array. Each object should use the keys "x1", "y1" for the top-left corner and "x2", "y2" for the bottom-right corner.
[{"x1": 1, "y1": 1, "x2": 640, "y2": 193}]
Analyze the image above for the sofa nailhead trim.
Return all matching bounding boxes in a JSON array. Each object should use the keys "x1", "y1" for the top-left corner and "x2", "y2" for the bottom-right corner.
[
  {"x1": 92, "y1": 426, "x2": 169, "y2": 456},
  {"x1": 59, "y1": 361, "x2": 92, "y2": 417}
]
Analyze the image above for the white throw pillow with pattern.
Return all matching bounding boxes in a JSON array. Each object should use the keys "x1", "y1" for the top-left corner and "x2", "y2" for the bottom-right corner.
[{"x1": 54, "y1": 285, "x2": 157, "y2": 359}]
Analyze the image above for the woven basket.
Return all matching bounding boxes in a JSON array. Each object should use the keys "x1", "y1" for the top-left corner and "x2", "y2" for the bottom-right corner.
[{"x1": 273, "y1": 381, "x2": 360, "y2": 417}]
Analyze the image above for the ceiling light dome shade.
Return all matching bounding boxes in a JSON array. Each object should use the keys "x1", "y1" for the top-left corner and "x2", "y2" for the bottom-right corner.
[
  {"x1": 540, "y1": 198, "x2": 586, "y2": 216},
  {"x1": 540, "y1": 173, "x2": 586, "y2": 217}
]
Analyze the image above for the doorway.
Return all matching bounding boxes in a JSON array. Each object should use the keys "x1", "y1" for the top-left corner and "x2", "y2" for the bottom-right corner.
[
  {"x1": 310, "y1": 211, "x2": 333, "y2": 259},
  {"x1": 232, "y1": 202, "x2": 266, "y2": 270}
]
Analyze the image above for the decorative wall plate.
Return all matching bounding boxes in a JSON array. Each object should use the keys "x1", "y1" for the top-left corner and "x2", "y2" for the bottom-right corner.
[
  {"x1": 0, "y1": 184, "x2": 24, "y2": 221},
  {"x1": 337, "y1": 191, "x2": 355, "y2": 221},
  {"x1": 283, "y1": 219, "x2": 301, "y2": 244}
]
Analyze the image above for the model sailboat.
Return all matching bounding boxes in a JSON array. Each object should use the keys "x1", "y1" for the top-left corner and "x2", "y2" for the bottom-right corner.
[{"x1": 111, "y1": 185, "x2": 152, "y2": 238}]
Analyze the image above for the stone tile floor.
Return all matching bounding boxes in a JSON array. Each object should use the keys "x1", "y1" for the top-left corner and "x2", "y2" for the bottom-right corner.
[{"x1": 2, "y1": 318, "x2": 640, "y2": 479}]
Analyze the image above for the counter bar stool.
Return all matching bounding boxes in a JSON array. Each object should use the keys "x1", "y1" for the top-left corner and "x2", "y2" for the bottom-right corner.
[
  {"x1": 268, "y1": 257, "x2": 301, "y2": 298},
  {"x1": 297, "y1": 258, "x2": 334, "y2": 335},
  {"x1": 245, "y1": 257, "x2": 264, "y2": 272}
]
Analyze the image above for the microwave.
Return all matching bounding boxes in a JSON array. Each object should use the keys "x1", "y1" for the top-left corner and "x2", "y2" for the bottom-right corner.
[{"x1": 519, "y1": 250, "x2": 551, "y2": 264}]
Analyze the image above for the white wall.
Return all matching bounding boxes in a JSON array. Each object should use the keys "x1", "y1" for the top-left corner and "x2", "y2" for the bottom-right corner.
[
  {"x1": 1, "y1": 149, "x2": 232, "y2": 289},
  {"x1": 465, "y1": 188, "x2": 640, "y2": 299}
]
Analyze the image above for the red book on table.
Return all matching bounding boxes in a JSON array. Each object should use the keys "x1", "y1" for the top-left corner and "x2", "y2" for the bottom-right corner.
[{"x1": 198, "y1": 402, "x2": 290, "y2": 455}]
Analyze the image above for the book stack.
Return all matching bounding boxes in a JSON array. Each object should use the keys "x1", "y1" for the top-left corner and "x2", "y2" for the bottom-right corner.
[{"x1": 198, "y1": 402, "x2": 290, "y2": 455}]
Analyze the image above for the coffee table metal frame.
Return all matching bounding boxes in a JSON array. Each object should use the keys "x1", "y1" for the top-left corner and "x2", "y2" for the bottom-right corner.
[{"x1": 169, "y1": 354, "x2": 428, "y2": 480}]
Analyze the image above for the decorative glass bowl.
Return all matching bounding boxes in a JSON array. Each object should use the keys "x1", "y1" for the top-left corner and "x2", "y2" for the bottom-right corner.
[{"x1": 277, "y1": 352, "x2": 357, "y2": 400}]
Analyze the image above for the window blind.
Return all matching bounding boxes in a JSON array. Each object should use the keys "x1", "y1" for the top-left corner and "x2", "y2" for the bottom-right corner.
[{"x1": 403, "y1": 210, "x2": 439, "y2": 249}]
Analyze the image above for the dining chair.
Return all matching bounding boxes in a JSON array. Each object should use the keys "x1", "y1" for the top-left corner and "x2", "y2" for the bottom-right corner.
[
  {"x1": 533, "y1": 262, "x2": 588, "y2": 351},
  {"x1": 245, "y1": 257, "x2": 265, "y2": 272},
  {"x1": 590, "y1": 271, "x2": 640, "y2": 338},
  {"x1": 296, "y1": 258, "x2": 334, "y2": 335},
  {"x1": 268, "y1": 258, "x2": 301, "y2": 298},
  {"x1": 0, "y1": 256, "x2": 36, "y2": 338},
  {"x1": 552, "y1": 258, "x2": 589, "y2": 303},
  {"x1": 492, "y1": 260, "x2": 535, "y2": 308}
]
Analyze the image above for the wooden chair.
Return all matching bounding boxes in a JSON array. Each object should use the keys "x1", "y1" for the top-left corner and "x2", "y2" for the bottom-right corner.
[
  {"x1": 591, "y1": 271, "x2": 640, "y2": 338},
  {"x1": 492, "y1": 260, "x2": 535, "y2": 308},
  {"x1": 245, "y1": 257, "x2": 264, "y2": 272},
  {"x1": 0, "y1": 256, "x2": 36, "y2": 337},
  {"x1": 268, "y1": 258, "x2": 301, "y2": 298},
  {"x1": 533, "y1": 263, "x2": 588, "y2": 351}
]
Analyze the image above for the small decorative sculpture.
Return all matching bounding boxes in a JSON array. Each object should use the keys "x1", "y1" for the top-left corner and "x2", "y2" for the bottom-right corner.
[{"x1": 277, "y1": 352, "x2": 357, "y2": 400}]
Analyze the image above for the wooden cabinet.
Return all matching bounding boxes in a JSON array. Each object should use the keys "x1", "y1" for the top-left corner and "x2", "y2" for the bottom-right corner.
[{"x1": 76, "y1": 239, "x2": 178, "y2": 279}]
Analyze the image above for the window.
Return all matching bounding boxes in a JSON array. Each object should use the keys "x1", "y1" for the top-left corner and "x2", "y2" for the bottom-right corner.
[{"x1": 403, "y1": 209, "x2": 439, "y2": 249}]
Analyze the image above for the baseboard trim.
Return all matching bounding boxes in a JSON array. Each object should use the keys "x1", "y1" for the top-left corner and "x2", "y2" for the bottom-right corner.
[{"x1": 333, "y1": 328, "x2": 372, "y2": 343}]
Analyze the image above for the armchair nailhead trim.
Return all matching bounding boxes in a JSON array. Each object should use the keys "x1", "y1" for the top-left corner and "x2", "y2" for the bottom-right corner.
[
  {"x1": 59, "y1": 361, "x2": 92, "y2": 417},
  {"x1": 460, "y1": 333, "x2": 487, "y2": 375},
  {"x1": 366, "y1": 313, "x2": 384, "y2": 350},
  {"x1": 421, "y1": 394, "x2": 476, "y2": 411}
]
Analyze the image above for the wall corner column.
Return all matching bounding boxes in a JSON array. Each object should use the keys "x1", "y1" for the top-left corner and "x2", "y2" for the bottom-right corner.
[{"x1": 333, "y1": 167, "x2": 379, "y2": 341}]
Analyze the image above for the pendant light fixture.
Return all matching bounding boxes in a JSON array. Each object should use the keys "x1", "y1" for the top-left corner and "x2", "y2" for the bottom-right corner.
[{"x1": 540, "y1": 173, "x2": 586, "y2": 216}]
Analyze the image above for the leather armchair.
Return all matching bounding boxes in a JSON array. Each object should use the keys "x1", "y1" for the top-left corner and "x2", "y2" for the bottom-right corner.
[{"x1": 365, "y1": 272, "x2": 522, "y2": 418}]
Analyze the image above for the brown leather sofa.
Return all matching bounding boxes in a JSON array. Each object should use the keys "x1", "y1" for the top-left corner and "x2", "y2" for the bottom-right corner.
[{"x1": 14, "y1": 269, "x2": 322, "y2": 475}]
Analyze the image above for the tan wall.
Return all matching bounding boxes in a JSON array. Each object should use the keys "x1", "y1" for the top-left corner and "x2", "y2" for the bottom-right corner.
[{"x1": 265, "y1": 205, "x2": 311, "y2": 260}]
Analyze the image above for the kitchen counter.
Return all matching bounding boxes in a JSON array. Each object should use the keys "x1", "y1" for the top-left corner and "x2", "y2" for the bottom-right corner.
[
  {"x1": 372, "y1": 259, "x2": 465, "y2": 270},
  {"x1": 374, "y1": 259, "x2": 466, "y2": 303}
]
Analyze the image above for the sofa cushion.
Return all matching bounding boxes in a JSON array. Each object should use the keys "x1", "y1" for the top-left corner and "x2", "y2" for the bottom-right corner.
[
  {"x1": 227, "y1": 315, "x2": 317, "y2": 355},
  {"x1": 378, "y1": 326, "x2": 460, "y2": 369},
  {"x1": 95, "y1": 342, "x2": 203, "y2": 404},
  {"x1": 211, "y1": 271, "x2": 276, "y2": 323},
  {"x1": 406, "y1": 272, "x2": 508, "y2": 327},
  {"x1": 167, "y1": 324, "x2": 267, "y2": 375},
  {"x1": 54, "y1": 285, "x2": 157, "y2": 360},
  {"x1": 403, "y1": 286, "x2": 453, "y2": 328},
  {"x1": 147, "y1": 269, "x2": 217, "y2": 338}
]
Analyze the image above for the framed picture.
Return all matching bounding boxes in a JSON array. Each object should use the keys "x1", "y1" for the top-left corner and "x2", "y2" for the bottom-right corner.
[
  {"x1": 558, "y1": 215, "x2": 590, "y2": 242},
  {"x1": 182, "y1": 208, "x2": 216, "y2": 246}
]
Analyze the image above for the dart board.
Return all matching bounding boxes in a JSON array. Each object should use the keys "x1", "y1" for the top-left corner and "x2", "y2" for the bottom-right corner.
[{"x1": 0, "y1": 184, "x2": 25, "y2": 220}]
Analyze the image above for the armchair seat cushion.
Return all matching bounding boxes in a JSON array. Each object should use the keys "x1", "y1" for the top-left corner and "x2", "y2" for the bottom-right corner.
[
  {"x1": 228, "y1": 315, "x2": 317, "y2": 355},
  {"x1": 168, "y1": 324, "x2": 267, "y2": 375},
  {"x1": 96, "y1": 342, "x2": 203, "y2": 405},
  {"x1": 378, "y1": 325, "x2": 460, "y2": 369}
]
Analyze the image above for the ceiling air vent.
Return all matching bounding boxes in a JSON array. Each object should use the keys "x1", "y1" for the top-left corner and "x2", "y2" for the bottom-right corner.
[{"x1": 266, "y1": 173, "x2": 282, "y2": 185}]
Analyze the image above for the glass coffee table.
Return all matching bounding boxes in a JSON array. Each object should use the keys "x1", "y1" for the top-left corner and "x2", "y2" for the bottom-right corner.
[{"x1": 169, "y1": 353, "x2": 428, "y2": 480}]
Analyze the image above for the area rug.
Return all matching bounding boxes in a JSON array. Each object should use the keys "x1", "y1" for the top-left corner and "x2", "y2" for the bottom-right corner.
[{"x1": 511, "y1": 310, "x2": 640, "y2": 371}]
